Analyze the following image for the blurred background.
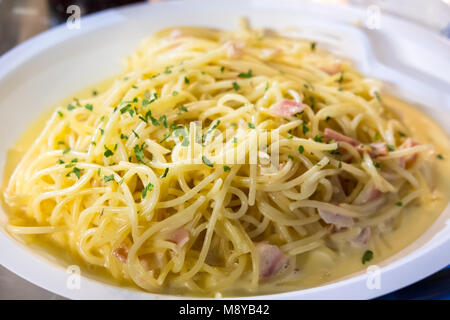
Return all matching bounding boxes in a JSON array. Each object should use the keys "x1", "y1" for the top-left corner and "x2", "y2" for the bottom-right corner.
[{"x1": 0, "y1": 0, "x2": 449, "y2": 300}]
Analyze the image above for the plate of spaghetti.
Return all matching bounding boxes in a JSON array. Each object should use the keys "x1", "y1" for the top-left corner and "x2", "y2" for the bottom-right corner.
[{"x1": 0, "y1": 0, "x2": 449, "y2": 299}]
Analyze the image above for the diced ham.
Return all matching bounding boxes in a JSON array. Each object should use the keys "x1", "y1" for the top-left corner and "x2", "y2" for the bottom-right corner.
[
  {"x1": 398, "y1": 138, "x2": 419, "y2": 168},
  {"x1": 367, "y1": 188, "x2": 381, "y2": 202},
  {"x1": 358, "y1": 142, "x2": 388, "y2": 158},
  {"x1": 330, "y1": 175, "x2": 346, "y2": 203},
  {"x1": 139, "y1": 252, "x2": 164, "y2": 271},
  {"x1": 324, "y1": 128, "x2": 360, "y2": 147},
  {"x1": 354, "y1": 186, "x2": 381, "y2": 205},
  {"x1": 112, "y1": 243, "x2": 129, "y2": 263},
  {"x1": 167, "y1": 228, "x2": 190, "y2": 247},
  {"x1": 169, "y1": 29, "x2": 183, "y2": 40},
  {"x1": 269, "y1": 99, "x2": 306, "y2": 117},
  {"x1": 351, "y1": 227, "x2": 371, "y2": 247},
  {"x1": 318, "y1": 208, "x2": 354, "y2": 228},
  {"x1": 260, "y1": 48, "x2": 282, "y2": 60},
  {"x1": 224, "y1": 41, "x2": 244, "y2": 59},
  {"x1": 324, "y1": 129, "x2": 389, "y2": 158},
  {"x1": 320, "y1": 63, "x2": 342, "y2": 75},
  {"x1": 255, "y1": 242, "x2": 288, "y2": 279}
]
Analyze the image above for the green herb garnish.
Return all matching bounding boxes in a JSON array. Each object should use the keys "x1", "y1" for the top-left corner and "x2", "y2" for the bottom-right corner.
[
  {"x1": 202, "y1": 156, "x2": 213, "y2": 167},
  {"x1": 134, "y1": 143, "x2": 145, "y2": 163},
  {"x1": 362, "y1": 250, "x2": 373, "y2": 264},
  {"x1": 104, "y1": 175, "x2": 115, "y2": 183},
  {"x1": 142, "y1": 182, "x2": 153, "y2": 199},
  {"x1": 161, "y1": 168, "x2": 169, "y2": 178}
]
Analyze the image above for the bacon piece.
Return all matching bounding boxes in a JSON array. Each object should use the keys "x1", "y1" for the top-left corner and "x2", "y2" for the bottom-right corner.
[
  {"x1": 358, "y1": 142, "x2": 388, "y2": 158},
  {"x1": 269, "y1": 99, "x2": 306, "y2": 117},
  {"x1": 330, "y1": 175, "x2": 346, "y2": 203},
  {"x1": 320, "y1": 63, "x2": 342, "y2": 75},
  {"x1": 351, "y1": 227, "x2": 371, "y2": 247},
  {"x1": 398, "y1": 138, "x2": 419, "y2": 168},
  {"x1": 354, "y1": 186, "x2": 381, "y2": 205},
  {"x1": 224, "y1": 41, "x2": 244, "y2": 59},
  {"x1": 324, "y1": 128, "x2": 360, "y2": 147},
  {"x1": 112, "y1": 243, "x2": 129, "y2": 263},
  {"x1": 139, "y1": 253, "x2": 164, "y2": 271},
  {"x1": 255, "y1": 242, "x2": 288, "y2": 279},
  {"x1": 318, "y1": 209, "x2": 354, "y2": 228},
  {"x1": 167, "y1": 228, "x2": 190, "y2": 247}
]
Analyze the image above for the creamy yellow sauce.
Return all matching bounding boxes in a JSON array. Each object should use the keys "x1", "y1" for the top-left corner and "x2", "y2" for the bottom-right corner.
[{"x1": 2, "y1": 84, "x2": 449, "y2": 296}]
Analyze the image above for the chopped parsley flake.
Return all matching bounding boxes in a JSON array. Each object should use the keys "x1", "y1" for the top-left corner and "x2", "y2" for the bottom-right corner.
[
  {"x1": 159, "y1": 115, "x2": 168, "y2": 128},
  {"x1": 104, "y1": 146, "x2": 114, "y2": 158},
  {"x1": 142, "y1": 182, "x2": 153, "y2": 199},
  {"x1": 144, "y1": 110, "x2": 159, "y2": 126},
  {"x1": 248, "y1": 122, "x2": 255, "y2": 129},
  {"x1": 184, "y1": 77, "x2": 190, "y2": 84},
  {"x1": 375, "y1": 92, "x2": 382, "y2": 103},
  {"x1": 232, "y1": 82, "x2": 240, "y2": 91},
  {"x1": 202, "y1": 156, "x2": 213, "y2": 167},
  {"x1": 84, "y1": 104, "x2": 93, "y2": 111},
  {"x1": 104, "y1": 174, "x2": 115, "y2": 183},
  {"x1": 298, "y1": 145, "x2": 304, "y2": 154},
  {"x1": 437, "y1": 154, "x2": 444, "y2": 160},
  {"x1": 310, "y1": 42, "x2": 316, "y2": 51},
  {"x1": 395, "y1": 201, "x2": 403, "y2": 207},
  {"x1": 313, "y1": 135, "x2": 323, "y2": 143},
  {"x1": 238, "y1": 69, "x2": 252, "y2": 78},
  {"x1": 302, "y1": 123, "x2": 309, "y2": 135},
  {"x1": 67, "y1": 167, "x2": 82, "y2": 179},
  {"x1": 161, "y1": 168, "x2": 169, "y2": 178},
  {"x1": 362, "y1": 250, "x2": 373, "y2": 264},
  {"x1": 62, "y1": 148, "x2": 71, "y2": 155},
  {"x1": 134, "y1": 143, "x2": 145, "y2": 163},
  {"x1": 387, "y1": 144, "x2": 395, "y2": 152},
  {"x1": 223, "y1": 165, "x2": 231, "y2": 172},
  {"x1": 120, "y1": 104, "x2": 131, "y2": 114},
  {"x1": 178, "y1": 105, "x2": 188, "y2": 113},
  {"x1": 338, "y1": 71, "x2": 344, "y2": 83}
]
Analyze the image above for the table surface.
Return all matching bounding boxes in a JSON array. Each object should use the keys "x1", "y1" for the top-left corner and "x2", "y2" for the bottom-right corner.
[{"x1": 0, "y1": 0, "x2": 449, "y2": 300}]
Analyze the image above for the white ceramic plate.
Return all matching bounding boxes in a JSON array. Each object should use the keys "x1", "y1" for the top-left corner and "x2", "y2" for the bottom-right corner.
[{"x1": 0, "y1": 0, "x2": 449, "y2": 300}]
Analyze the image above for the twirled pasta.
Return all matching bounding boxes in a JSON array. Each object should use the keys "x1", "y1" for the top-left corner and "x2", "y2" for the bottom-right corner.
[{"x1": 3, "y1": 20, "x2": 449, "y2": 297}]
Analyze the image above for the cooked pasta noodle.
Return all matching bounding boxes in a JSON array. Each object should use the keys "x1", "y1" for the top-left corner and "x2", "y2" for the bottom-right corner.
[{"x1": 2, "y1": 20, "x2": 449, "y2": 297}]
